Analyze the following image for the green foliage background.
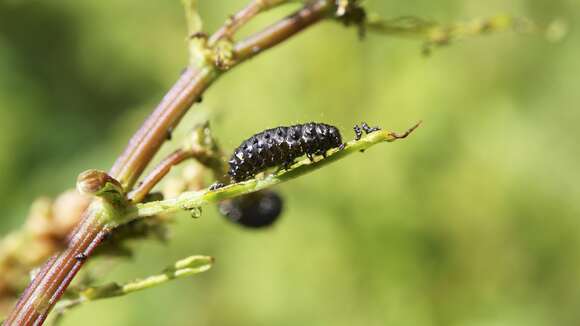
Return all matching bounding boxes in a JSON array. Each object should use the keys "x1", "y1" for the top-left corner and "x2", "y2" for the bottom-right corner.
[{"x1": 1, "y1": 0, "x2": 579, "y2": 325}]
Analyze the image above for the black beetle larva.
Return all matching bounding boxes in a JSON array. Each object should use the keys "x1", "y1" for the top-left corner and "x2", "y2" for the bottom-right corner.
[
  {"x1": 219, "y1": 122, "x2": 383, "y2": 227},
  {"x1": 228, "y1": 122, "x2": 343, "y2": 182},
  {"x1": 227, "y1": 122, "x2": 381, "y2": 182}
]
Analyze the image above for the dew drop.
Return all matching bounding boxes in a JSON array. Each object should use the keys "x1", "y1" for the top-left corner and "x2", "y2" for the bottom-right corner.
[{"x1": 189, "y1": 207, "x2": 202, "y2": 219}]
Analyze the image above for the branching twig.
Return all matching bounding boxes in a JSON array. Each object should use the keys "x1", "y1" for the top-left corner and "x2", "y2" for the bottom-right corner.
[
  {"x1": 51, "y1": 255, "x2": 213, "y2": 324},
  {"x1": 365, "y1": 14, "x2": 567, "y2": 55},
  {"x1": 128, "y1": 123, "x2": 227, "y2": 203},
  {"x1": 207, "y1": 0, "x2": 291, "y2": 46},
  {"x1": 128, "y1": 149, "x2": 195, "y2": 203},
  {"x1": 126, "y1": 123, "x2": 421, "y2": 225},
  {"x1": 232, "y1": 0, "x2": 334, "y2": 61}
]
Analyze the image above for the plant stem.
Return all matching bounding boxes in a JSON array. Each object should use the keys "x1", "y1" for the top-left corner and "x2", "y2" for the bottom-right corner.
[
  {"x1": 127, "y1": 149, "x2": 195, "y2": 203},
  {"x1": 52, "y1": 255, "x2": 213, "y2": 323},
  {"x1": 207, "y1": 0, "x2": 290, "y2": 47},
  {"x1": 4, "y1": 1, "x2": 337, "y2": 324},
  {"x1": 110, "y1": 66, "x2": 216, "y2": 190},
  {"x1": 131, "y1": 125, "x2": 421, "y2": 221},
  {"x1": 5, "y1": 202, "x2": 111, "y2": 325},
  {"x1": 233, "y1": 0, "x2": 333, "y2": 60}
]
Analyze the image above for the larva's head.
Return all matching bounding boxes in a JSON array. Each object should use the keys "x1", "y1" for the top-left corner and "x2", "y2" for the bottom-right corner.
[{"x1": 326, "y1": 124, "x2": 342, "y2": 148}]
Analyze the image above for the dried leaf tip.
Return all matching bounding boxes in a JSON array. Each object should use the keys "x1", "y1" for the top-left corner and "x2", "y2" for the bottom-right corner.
[{"x1": 389, "y1": 120, "x2": 422, "y2": 139}]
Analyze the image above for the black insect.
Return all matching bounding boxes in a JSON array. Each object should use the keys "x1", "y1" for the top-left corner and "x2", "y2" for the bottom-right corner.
[
  {"x1": 361, "y1": 122, "x2": 380, "y2": 134},
  {"x1": 354, "y1": 122, "x2": 381, "y2": 141},
  {"x1": 218, "y1": 190, "x2": 283, "y2": 228},
  {"x1": 74, "y1": 253, "x2": 87, "y2": 262},
  {"x1": 228, "y1": 122, "x2": 343, "y2": 182},
  {"x1": 166, "y1": 127, "x2": 173, "y2": 140}
]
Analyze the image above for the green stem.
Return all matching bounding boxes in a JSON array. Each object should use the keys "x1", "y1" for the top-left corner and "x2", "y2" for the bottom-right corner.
[
  {"x1": 128, "y1": 124, "x2": 420, "y2": 223},
  {"x1": 364, "y1": 14, "x2": 564, "y2": 54},
  {"x1": 52, "y1": 255, "x2": 213, "y2": 322}
]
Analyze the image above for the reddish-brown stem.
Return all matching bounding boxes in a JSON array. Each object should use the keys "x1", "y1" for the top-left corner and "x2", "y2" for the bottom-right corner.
[
  {"x1": 127, "y1": 149, "x2": 194, "y2": 203},
  {"x1": 110, "y1": 66, "x2": 215, "y2": 190},
  {"x1": 4, "y1": 1, "x2": 336, "y2": 324},
  {"x1": 207, "y1": 0, "x2": 290, "y2": 46},
  {"x1": 5, "y1": 66, "x2": 217, "y2": 326},
  {"x1": 233, "y1": 0, "x2": 332, "y2": 60},
  {"x1": 6, "y1": 207, "x2": 110, "y2": 325}
]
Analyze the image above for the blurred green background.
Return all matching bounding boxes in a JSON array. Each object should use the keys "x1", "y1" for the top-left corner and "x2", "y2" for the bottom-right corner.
[{"x1": 1, "y1": 0, "x2": 580, "y2": 325}]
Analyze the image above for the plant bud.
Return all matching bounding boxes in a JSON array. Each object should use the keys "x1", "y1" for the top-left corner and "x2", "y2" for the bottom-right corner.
[{"x1": 76, "y1": 170, "x2": 123, "y2": 197}]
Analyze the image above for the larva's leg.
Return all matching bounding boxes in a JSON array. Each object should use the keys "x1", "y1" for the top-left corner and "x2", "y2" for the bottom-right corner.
[
  {"x1": 313, "y1": 148, "x2": 328, "y2": 158},
  {"x1": 306, "y1": 153, "x2": 315, "y2": 162},
  {"x1": 338, "y1": 143, "x2": 346, "y2": 151},
  {"x1": 277, "y1": 159, "x2": 295, "y2": 172}
]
